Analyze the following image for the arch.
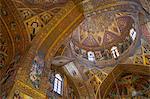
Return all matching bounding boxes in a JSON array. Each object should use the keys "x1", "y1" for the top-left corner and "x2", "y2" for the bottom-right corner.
[
  {"x1": 55, "y1": 74, "x2": 63, "y2": 81},
  {"x1": 53, "y1": 74, "x2": 63, "y2": 95},
  {"x1": 0, "y1": 0, "x2": 30, "y2": 97},
  {"x1": 87, "y1": 51, "x2": 95, "y2": 61},
  {"x1": 10, "y1": 1, "x2": 84, "y2": 98},
  {"x1": 130, "y1": 28, "x2": 136, "y2": 41},
  {"x1": 111, "y1": 46, "x2": 119, "y2": 58},
  {"x1": 99, "y1": 64, "x2": 150, "y2": 98}
]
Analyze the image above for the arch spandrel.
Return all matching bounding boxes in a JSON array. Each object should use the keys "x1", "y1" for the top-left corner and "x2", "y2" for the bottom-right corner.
[
  {"x1": 11, "y1": 1, "x2": 84, "y2": 98},
  {"x1": 12, "y1": 0, "x2": 69, "y2": 41},
  {"x1": 0, "y1": 0, "x2": 30, "y2": 97}
]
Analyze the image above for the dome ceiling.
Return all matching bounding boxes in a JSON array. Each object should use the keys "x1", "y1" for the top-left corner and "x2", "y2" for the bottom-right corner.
[
  {"x1": 69, "y1": 0, "x2": 141, "y2": 67},
  {"x1": 72, "y1": 14, "x2": 134, "y2": 50}
]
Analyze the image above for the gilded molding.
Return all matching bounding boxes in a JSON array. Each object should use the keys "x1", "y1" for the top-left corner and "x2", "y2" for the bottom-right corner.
[{"x1": 8, "y1": 80, "x2": 46, "y2": 99}]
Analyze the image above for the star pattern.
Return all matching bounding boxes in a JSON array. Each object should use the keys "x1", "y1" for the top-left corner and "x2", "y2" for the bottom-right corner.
[{"x1": 72, "y1": 14, "x2": 134, "y2": 49}]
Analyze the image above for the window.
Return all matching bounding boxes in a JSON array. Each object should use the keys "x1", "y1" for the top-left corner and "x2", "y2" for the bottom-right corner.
[
  {"x1": 87, "y1": 51, "x2": 95, "y2": 61},
  {"x1": 53, "y1": 74, "x2": 63, "y2": 95},
  {"x1": 130, "y1": 28, "x2": 136, "y2": 41},
  {"x1": 111, "y1": 46, "x2": 119, "y2": 58}
]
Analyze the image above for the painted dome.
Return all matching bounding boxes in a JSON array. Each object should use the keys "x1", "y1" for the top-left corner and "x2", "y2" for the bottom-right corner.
[
  {"x1": 71, "y1": 14, "x2": 135, "y2": 50},
  {"x1": 70, "y1": 11, "x2": 139, "y2": 67}
]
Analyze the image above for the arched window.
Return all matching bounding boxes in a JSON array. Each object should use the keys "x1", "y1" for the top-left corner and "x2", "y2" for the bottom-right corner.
[
  {"x1": 53, "y1": 74, "x2": 63, "y2": 95},
  {"x1": 130, "y1": 28, "x2": 136, "y2": 41},
  {"x1": 111, "y1": 46, "x2": 119, "y2": 58},
  {"x1": 87, "y1": 51, "x2": 95, "y2": 61}
]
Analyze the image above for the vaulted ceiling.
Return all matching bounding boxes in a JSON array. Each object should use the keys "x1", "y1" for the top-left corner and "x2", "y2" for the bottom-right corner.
[{"x1": 0, "y1": 0, "x2": 150, "y2": 98}]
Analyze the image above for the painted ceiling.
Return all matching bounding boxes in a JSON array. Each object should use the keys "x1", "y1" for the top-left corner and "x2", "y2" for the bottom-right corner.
[
  {"x1": 71, "y1": 14, "x2": 134, "y2": 50},
  {"x1": 12, "y1": 0, "x2": 69, "y2": 41},
  {"x1": 107, "y1": 73, "x2": 150, "y2": 98},
  {"x1": 0, "y1": 0, "x2": 150, "y2": 98},
  {"x1": 0, "y1": 0, "x2": 69, "y2": 70}
]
